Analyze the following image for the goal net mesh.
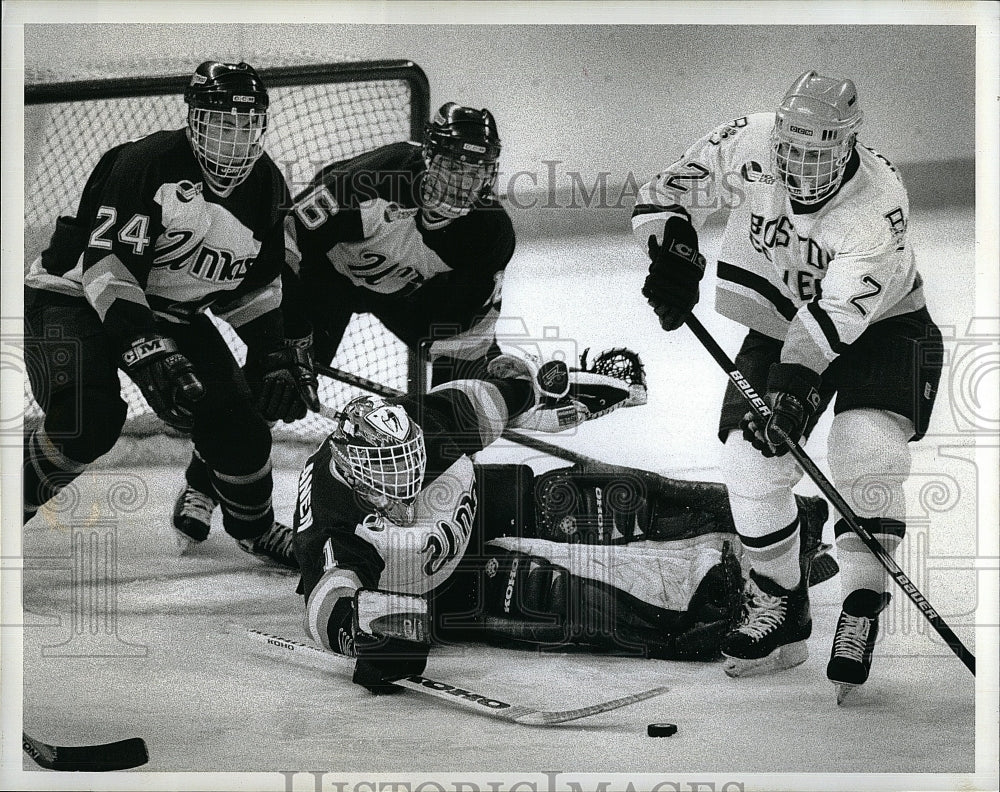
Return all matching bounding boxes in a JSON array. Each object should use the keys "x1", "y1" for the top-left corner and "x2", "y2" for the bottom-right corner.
[{"x1": 23, "y1": 54, "x2": 429, "y2": 444}]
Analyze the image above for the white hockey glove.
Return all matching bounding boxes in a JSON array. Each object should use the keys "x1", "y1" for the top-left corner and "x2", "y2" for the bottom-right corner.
[
  {"x1": 489, "y1": 352, "x2": 632, "y2": 432},
  {"x1": 328, "y1": 589, "x2": 432, "y2": 695}
]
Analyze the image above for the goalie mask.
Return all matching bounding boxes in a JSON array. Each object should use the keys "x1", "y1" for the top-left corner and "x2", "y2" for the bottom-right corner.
[
  {"x1": 420, "y1": 102, "x2": 502, "y2": 227},
  {"x1": 184, "y1": 61, "x2": 269, "y2": 197},
  {"x1": 329, "y1": 396, "x2": 427, "y2": 519},
  {"x1": 771, "y1": 71, "x2": 863, "y2": 204}
]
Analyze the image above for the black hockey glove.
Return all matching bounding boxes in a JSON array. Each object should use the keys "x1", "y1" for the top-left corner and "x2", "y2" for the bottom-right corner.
[
  {"x1": 740, "y1": 363, "x2": 822, "y2": 457},
  {"x1": 327, "y1": 591, "x2": 431, "y2": 696},
  {"x1": 121, "y1": 334, "x2": 205, "y2": 432},
  {"x1": 576, "y1": 347, "x2": 648, "y2": 407},
  {"x1": 641, "y1": 216, "x2": 706, "y2": 332},
  {"x1": 245, "y1": 336, "x2": 321, "y2": 423}
]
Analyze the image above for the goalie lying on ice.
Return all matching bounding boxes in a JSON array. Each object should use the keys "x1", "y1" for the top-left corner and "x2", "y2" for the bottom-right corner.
[{"x1": 291, "y1": 350, "x2": 832, "y2": 693}]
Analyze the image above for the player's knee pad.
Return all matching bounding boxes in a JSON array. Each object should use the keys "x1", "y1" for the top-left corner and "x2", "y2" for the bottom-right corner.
[
  {"x1": 828, "y1": 409, "x2": 911, "y2": 518},
  {"x1": 196, "y1": 411, "x2": 272, "y2": 474},
  {"x1": 721, "y1": 430, "x2": 802, "y2": 501},
  {"x1": 50, "y1": 388, "x2": 127, "y2": 462},
  {"x1": 721, "y1": 431, "x2": 801, "y2": 535}
]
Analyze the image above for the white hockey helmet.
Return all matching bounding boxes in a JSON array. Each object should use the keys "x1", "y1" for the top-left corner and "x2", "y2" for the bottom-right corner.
[
  {"x1": 771, "y1": 71, "x2": 863, "y2": 204},
  {"x1": 329, "y1": 395, "x2": 427, "y2": 515},
  {"x1": 184, "y1": 61, "x2": 269, "y2": 197}
]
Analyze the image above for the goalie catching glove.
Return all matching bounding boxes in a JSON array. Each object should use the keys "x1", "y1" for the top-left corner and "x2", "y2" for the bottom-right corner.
[
  {"x1": 489, "y1": 347, "x2": 645, "y2": 432},
  {"x1": 576, "y1": 347, "x2": 647, "y2": 408},
  {"x1": 327, "y1": 589, "x2": 431, "y2": 695}
]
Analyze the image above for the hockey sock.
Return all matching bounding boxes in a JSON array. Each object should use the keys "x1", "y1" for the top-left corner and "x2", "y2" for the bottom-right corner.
[
  {"x1": 210, "y1": 460, "x2": 274, "y2": 540},
  {"x1": 185, "y1": 449, "x2": 215, "y2": 496},
  {"x1": 737, "y1": 515, "x2": 803, "y2": 590},
  {"x1": 23, "y1": 427, "x2": 87, "y2": 522},
  {"x1": 835, "y1": 517, "x2": 905, "y2": 595}
]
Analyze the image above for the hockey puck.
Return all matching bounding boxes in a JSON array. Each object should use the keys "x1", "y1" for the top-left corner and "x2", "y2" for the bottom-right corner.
[{"x1": 647, "y1": 723, "x2": 677, "y2": 737}]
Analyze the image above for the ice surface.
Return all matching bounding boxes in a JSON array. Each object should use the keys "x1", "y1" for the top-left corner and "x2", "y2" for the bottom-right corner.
[{"x1": 15, "y1": 210, "x2": 983, "y2": 778}]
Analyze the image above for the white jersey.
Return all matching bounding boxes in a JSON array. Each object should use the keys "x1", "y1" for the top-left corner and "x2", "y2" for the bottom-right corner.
[
  {"x1": 343, "y1": 455, "x2": 477, "y2": 596},
  {"x1": 633, "y1": 112, "x2": 925, "y2": 373}
]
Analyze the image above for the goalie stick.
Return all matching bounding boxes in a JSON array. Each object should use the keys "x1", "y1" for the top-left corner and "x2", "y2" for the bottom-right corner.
[
  {"x1": 22, "y1": 731, "x2": 148, "y2": 772},
  {"x1": 244, "y1": 627, "x2": 668, "y2": 725},
  {"x1": 684, "y1": 314, "x2": 976, "y2": 676}
]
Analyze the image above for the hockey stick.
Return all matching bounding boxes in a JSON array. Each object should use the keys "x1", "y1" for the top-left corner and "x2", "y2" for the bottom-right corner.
[
  {"x1": 22, "y1": 731, "x2": 149, "y2": 772},
  {"x1": 684, "y1": 314, "x2": 976, "y2": 675},
  {"x1": 314, "y1": 361, "x2": 608, "y2": 467},
  {"x1": 244, "y1": 627, "x2": 668, "y2": 725}
]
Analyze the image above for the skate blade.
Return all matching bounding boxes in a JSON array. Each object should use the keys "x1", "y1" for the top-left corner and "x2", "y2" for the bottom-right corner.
[
  {"x1": 172, "y1": 528, "x2": 203, "y2": 556},
  {"x1": 834, "y1": 682, "x2": 860, "y2": 705},
  {"x1": 722, "y1": 640, "x2": 809, "y2": 678}
]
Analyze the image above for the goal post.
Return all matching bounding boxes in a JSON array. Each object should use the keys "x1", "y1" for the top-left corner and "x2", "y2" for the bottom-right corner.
[{"x1": 23, "y1": 58, "x2": 431, "y2": 445}]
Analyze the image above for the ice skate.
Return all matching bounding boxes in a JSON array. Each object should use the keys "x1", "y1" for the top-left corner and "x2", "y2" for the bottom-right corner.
[
  {"x1": 827, "y1": 589, "x2": 891, "y2": 704},
  {"x1": 238, "y1": 520, "x2": 299, "y2": 571},
  {"x1": 172, "y1": 484, "x2": 216, "y2": 554},
  {"x1": 721, "y1": 570, "x2": 812, "y2": 677}
]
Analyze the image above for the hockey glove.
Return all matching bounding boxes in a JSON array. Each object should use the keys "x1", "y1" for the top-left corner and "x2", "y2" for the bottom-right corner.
[
  {"x1": 489, "y1": 353, "x2": 632, "y2": 432},
  {"x1": 245, "y1": 336, "x2": 321, "y2": 423},
  {"x1": 740, "y1": 363, "x2": 822, "y2": 457},
  {"x1": 327, "y1": 590, "x2": 431, "y2": 695},
  {"x1": 121, "y1": 335, "x2": 205, "y2": 432},
  {"x1": 576, "y1": 347, "x2": 648, "y2": 407},
  {"x1": 641, "y1": 215, "x2": 706, "y2": 332}
]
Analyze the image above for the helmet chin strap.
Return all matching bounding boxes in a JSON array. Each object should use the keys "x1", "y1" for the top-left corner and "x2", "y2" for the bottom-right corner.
[
  {"x1": 420, "y1": 206, "x2": 457, "y2": 230},
  {"x1": 361, "y1": 489, "x2": 416, "y2": 526}
]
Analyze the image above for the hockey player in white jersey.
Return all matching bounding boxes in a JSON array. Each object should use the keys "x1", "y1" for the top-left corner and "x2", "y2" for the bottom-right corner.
[{"x1": 634, "y1": 71, "x2": 943, "y2": 698}]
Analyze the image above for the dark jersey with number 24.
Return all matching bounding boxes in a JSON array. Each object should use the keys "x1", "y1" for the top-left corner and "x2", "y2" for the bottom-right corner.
[{"x1": 25, "y1": 128, "x2": 290, "y2": 348}]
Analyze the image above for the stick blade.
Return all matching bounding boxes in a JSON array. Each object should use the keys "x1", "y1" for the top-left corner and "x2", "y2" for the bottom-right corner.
[
  {"x1": 23, "y1": 733, "x2": 149, "y2": 771},
  {"x1": 512, "y1": 685, "x2": 670, "y2": 726}
]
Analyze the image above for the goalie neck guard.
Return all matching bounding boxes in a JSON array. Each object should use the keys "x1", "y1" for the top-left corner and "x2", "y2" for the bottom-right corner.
[
  {"x1": 184, "y1": 61, "x2": 269, "y2": 197},
  {"x1": 771, "y1": 70, "x2": 863, "y2": 205},
  {"x1": 329, "y1": 396, "x2": 427, "y2": 517},
  {"x1": 420, "y1": 102, "x2": 502, "y2": 226}
]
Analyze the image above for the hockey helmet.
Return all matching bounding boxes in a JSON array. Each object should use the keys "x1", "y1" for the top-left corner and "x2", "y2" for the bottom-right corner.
[
  {"x1": 420, "y1": 102, "x2": 502, "y2": 225},
  {"x1": 184, "y1": 61, "x2": 269, "y2": 196},
  {"x1": 771, "y1": 71, "x2": 863, "y2": 204},
  {"x1": 329, "y1": 395, "x2": 427, "y2": 516}
]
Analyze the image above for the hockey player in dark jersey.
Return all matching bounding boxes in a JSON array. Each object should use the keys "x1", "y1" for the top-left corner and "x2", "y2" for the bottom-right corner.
[
  {"x1": 172, "y1": 101, "x2": 515, "y2": 547},
  {"x1": 23, "y1": 61, "x2": 319, "y2": 565},
  {"x1": 289, "y1": 353, "x2": 832, "y2": 694},
  {"x1": 289, "y1": 100, "x2": 513, "y2": 380}
]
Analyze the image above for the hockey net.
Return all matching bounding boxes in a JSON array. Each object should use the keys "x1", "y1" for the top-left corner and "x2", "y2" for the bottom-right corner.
[{"x1": 23, "y1": 55, "x2": 430, "y2": 444}]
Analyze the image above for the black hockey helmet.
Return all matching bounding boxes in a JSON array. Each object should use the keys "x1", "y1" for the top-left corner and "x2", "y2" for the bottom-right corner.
[
  {"x1": 420, "y1": 102, "x2": 502, "y2": 225},
  {"x1": 184, "y1": 61, "x2": 269, "y2": 196}
]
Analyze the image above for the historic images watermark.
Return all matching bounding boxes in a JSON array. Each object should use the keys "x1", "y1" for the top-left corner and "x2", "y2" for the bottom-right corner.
[{"x1": 274, "y1": 771, "x2": 747, "y2": 792}]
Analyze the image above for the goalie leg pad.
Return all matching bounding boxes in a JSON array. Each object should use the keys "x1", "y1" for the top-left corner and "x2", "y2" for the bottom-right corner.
[
  {"x1": 533, "y1": 468, "x2": 651, "y2": 544},
  {"x1": 477, "y1": 541, "x2": 743, "y2": 660}
]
